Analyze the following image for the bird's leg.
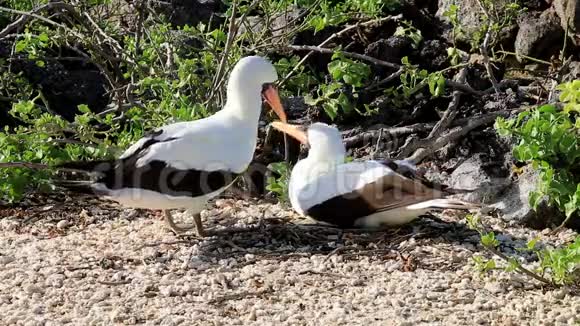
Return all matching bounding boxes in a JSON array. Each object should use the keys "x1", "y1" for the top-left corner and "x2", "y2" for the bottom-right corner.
[
  {"x1": 163, "y1": 209, "x2": 195, "y2": 234},
  {"x1": 192, "y1": 213, "x2": 206, "y2": 237}
]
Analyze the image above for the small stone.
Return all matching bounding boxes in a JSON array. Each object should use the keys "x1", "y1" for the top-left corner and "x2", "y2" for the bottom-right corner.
[
  {"x1": 57, "y1": 220, "x2": 70, "y2": 229},
  {"x1": 26, "y1": 284, "x2": 44, "y2": 295},
  {"x1": 484, "y1": 282, "x2": 504, "y2": 294},
  {"x1": 551, "y1": 288, "x2": 568, "y2": 300},
  {"x1": 0, "y1": 255, "x2": 15, "y2": 265}
]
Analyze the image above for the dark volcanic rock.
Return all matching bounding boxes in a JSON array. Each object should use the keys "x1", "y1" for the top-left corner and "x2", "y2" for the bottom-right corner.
[
  {"x1": 417, "y1": 39, "x2": 448, "y2": 71},
  {"x1": 515, "y1": 8, "x2": 564, "y2": 62},
  {"x1": 164, "y1": 0, "x2": 226, "y2": 28},
  {"x1": 365, "y1": 36, "x2": 413, "y2": 64},
  {"x1": 237, "y1": 7, "x2": 304, "y2": 44},
  {"x1": 436, "y1": 0, "x2": 515, "y2": 44},
  {"x1": 492, "y1": 165, "x2": 573, "y2": 229},
  {"x1": 465, "y1": 57, "x2": 506, "y2": 91},
  {"x1": 11, "y1": 59, "x2": 109, "y2": 121},
  {"x1": 563, "y1": 61, "x2": 580, "y2": 82}
]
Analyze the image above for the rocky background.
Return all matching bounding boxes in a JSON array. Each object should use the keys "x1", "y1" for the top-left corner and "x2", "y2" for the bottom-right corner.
[
  {"x1": 1, "y1": 0, "x2": 580, "y2": 324},
  {"x1": 3, "y1": 0, "x2": 579, "y2": 229}
]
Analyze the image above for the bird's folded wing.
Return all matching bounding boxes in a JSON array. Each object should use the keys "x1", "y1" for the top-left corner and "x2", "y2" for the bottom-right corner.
[
  {"x1": 133, "y1": 127, "x2": 252, "y2": 173},
  {"x1": 355, "y1": 172, "x2": 446, "y2": 212}
]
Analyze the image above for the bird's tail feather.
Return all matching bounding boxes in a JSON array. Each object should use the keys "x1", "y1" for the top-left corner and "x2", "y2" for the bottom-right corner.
[
  {"x1": 410, "y1": 198, "x2": 481, "y2": 210},
  {"x1": 55, "y1": 160, "x2": 114, "y2": 173},
  {"x1": 53, "y1": 180, "x2": 109, "y2": 196},
  {"x1": 441, "y1": 186, "x2": 477, "y2": 195}
]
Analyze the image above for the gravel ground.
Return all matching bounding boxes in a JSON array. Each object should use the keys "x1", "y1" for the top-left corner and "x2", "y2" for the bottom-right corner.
[{"x1": 0, "y1": 196, "x2": 579, "y2": 325}]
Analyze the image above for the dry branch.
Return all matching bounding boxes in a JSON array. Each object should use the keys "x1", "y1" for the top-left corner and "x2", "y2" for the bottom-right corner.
[
  {"x1": 476, "y1": 0, "x2": 500, "y2": 94},
  {"x1": 285, "y1": 45, "x2": 480, "y2": 96},
  {"x1": 405, "y1": 110, "x2": 512, "y2": 164},
  {"x1": 0, "y1": 162, "x2": 50, "y2": 169},
  {"x1": 0, "y1": 4, "x2": 84, "y2": 39},
  {"x1": 342, "y1": 123, "x2": 434, "y2": 148},
  {"x1": 286, "y1": 44, "x2": 400, "y2": 69},
  {"x1": 279, "y1": 15, "x2": 403, "y2": 86},
  {"x1": 344, "y1": 110, "x2": 514, "y2": 153}
]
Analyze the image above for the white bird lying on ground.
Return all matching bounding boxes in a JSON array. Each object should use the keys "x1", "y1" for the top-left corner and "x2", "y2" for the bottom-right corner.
[
  {"x1": 56, "y1": 56, "x2": 287, "y2": 236},
  {"x1": 270, "y1": 121, "x2": 479, "y2": 228}
]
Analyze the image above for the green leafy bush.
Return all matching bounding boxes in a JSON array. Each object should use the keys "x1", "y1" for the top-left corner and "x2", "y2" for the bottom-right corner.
[
  {"x1": 467, "y1": 214, "x2": 580, "y2": 285},
  {"x1": 266, "y1": 162, "x2": 291, "y2": 203},
  {"x1": 496, "y1": 81, "x2": 580, "y2": 223},
  {"x1": 305, "y1": 53, "x2": 371, "y2": 120}
]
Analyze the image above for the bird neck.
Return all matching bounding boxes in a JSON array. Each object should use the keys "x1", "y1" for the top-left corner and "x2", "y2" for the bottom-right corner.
[
  {"x1": 298, "y1": 151, "x2": 345, "y2": 180},
  {"x1": 223, "y1": 74, "x2": 263, "y2": 124}
]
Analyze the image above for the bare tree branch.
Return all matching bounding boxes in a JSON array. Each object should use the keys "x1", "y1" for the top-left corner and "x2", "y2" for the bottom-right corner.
[
  {"x1": 0, "y1": 162, "x2": 50, "y2": 169},
  {"x1": 279, "y1": 15, "x2": 403, "y2": 86}
]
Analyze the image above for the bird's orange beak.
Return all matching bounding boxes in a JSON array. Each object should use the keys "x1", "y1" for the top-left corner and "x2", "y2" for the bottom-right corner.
[
  {"x1": 271, "y1": 121, "x2": 308, "y2": 145},
  {"x1": 262, "y1": 84, "x2": 287, "y2": 122}
]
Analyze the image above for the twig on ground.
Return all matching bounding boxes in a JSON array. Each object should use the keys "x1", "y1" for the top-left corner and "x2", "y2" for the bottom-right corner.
[
  {"x1": 97, "y1": 279, "x2": 132, "y2": 286},
  {"x1": 428, "y1": 68, "x2": 468, "y2": 139},
  {"x1": 484, "y1": 246, "x2": 553, "y2": 286},
  {"x1": 342, "y1": 110, "x2": 515, "y2": 149},
  {"x1": 497, "y1": 50, "x2": 551, "y2": 65},
  {"x1": 297, "y1": 270, "x2": 350, "y2": 278},
  {"x1": 371, "y1": 128, "x2": 384, "y2": 159},
  {"x1": 209, "y1": 287, "x2": 274, "y2": 305},
  {"x1": 405, "y1": 110, "x2": 510, "y2": 163},
  {"x1": 342, "y1": 123, "x2": 434, "y2": 148},
  {"x1": 135, "y1": 240, "x2": 192, "y2": 250},
  {"x1": 445, "y1": 79, "x2": 482, "y2": 95}
]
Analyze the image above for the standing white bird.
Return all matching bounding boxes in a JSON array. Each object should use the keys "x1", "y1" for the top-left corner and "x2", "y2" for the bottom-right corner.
[
  {"x1": 270, "y1": 122, "x2": 479, "y2": 228},
  {"x1": 57, "y1": 56, "x2": 286, "y2": 236}
]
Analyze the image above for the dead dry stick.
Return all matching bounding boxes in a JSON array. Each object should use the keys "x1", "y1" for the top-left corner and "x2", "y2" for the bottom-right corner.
[
  {"x1": 0, "y1": 5, "x2": 84, "y2": 39},
  {"x1": 287, "y1": 45, "x2": 481, "y2": 96},
  {"x1": 286, "y1": 44, "x2": 400, "y2": 69},
  {"x1": 484, "y1": 246, "x2": 553, "y2": 286},
  {"x1": 0, "y1": 162, "x2": 50, "y2": 169},
  {"x1": 428, "y1": 68, "x2": 468, "y2": 139},
  {"x1": 279, "y1": 15, "x2": 403, "y2": 86},
  {"x1": 401, "y1": 68, "x2": 468, "y2": 162},
  {"x1": 405, "y1": 110, "x2": 511, "y2": 164},
  {"x1": 343, "y1": 123, "x2": 432, "y2": 148},
  {"x1": 476, "y1": 0, "x2": 500, "y2": 94},
  {"x1": 209, "y1": 287, "x2": 274, "y2": 305},
  {"x1": 206, "y1": 0, "x2": 239, "y2": 106},
  {"x1": 364, "y1": 67, "x2": 404, "y2": 92}
]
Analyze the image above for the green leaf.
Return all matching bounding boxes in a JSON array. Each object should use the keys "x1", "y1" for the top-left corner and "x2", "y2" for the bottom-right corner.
[
  {"x1": 529, "y1": 191, "x2": 542, "y2": 210},
  {"x1": 323, "y1": 102, "x2": 338, "y2": 121},
  {"x1": 481, "y1": 232, "x2": 499, "y2": 248},
  {"x1": 77, "y1": 104, "x2": 91, "y2": 114},
  {"x1": 15, "y1": 40, "x2": 27, "y2": 53},
  {"x1": 527, "y1": 237, "x2": 539, "y2": 250},
  {"x1": 38, "y1": 33, "x2": 49, "y2": 42}
]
